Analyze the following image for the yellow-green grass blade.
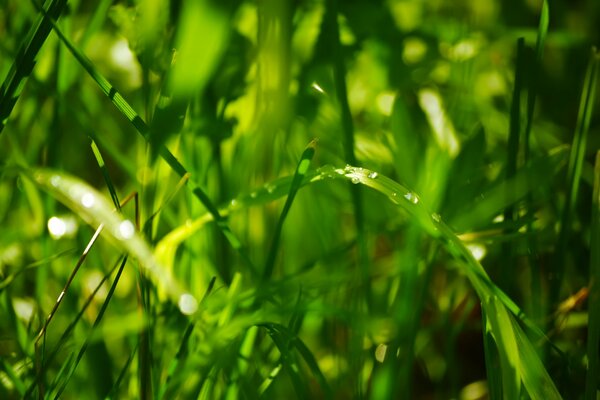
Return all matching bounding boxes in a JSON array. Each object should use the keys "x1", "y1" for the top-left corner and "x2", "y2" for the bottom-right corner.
[
  {"x1": 27, "y1": 168, "x2": 198, "y2": 315},
  {"x1": 585, "y1": 151, "x2": 600, "y2": 400},
  {"x1": 90, "y1": 139, "x2": 121, "y2": 210},
  {"x1": 0, "y1": 0, "x2": 67, "y2": 134}
]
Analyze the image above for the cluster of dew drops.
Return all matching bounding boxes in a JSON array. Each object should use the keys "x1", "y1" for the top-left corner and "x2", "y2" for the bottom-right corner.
[{"x1": 318, "y1": 165, "x2": 443, "y2": 227}]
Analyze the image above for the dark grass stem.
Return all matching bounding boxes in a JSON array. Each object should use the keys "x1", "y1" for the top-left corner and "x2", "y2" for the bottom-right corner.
[
  {"x1": 325, "y1": 0, "x2": 370, "y2": 306},
  {"x1": 0, "y1": 0, "x2": 67, "y2": 135},
  {"x1": 585, "y1": 151, "x2": 600, "y2": 400},
  {"x1": 553, "y1": 48, "x2": 600, "y2": 306},
  {"x1": 501, "y1": 37, "x2": 526, "y2": 295}
]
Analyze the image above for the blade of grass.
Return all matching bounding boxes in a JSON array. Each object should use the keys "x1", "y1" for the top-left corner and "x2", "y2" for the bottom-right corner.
[
  {"x1": 585, "y1": 151, "x2": 600, "y2": 400},
  {"x1": 325, "y1": 0, "x2": 369, "y2": 311},
  {"x1": 259, "y1": 322, "x2": 332, "y2": 398},
  {"x1": 0, "y1": 0, "x2": 67, "y2": 134},
  {"x1": 553, "y1": 48, "x2": 600, "y2": 305},
  {"x1": 501, "y1": 37, "x2": 526, "y2": 293},
  {"x1": 524, "y1": 0, "x2": 549, "y2": 162},
  {"x1": 263, "y1": 140, "x2": 317, "y2": 281},
  {"x1": 28, "y1": 168, "x2": 198, "y2": 314},
  {"x1": 90, "y1": 138, "x2": 121, "y2": 211}
]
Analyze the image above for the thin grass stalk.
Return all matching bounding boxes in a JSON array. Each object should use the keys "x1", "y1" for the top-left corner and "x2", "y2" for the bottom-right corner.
[
  {"x1": 51, "y1": 256, "x2": 130, "y2": 399},
  {"x1": 501, "y1": 37, "x2": 525, "y2": 294},
  {"x1": 584, "y1": 151, "x2": 600, "y2": 400},
  {"x1": 553, "y1": 48, "x2": 600, "y2": 305},
  {"x1": 325, "y1": 0, "x2": 369, "y2": 301}
]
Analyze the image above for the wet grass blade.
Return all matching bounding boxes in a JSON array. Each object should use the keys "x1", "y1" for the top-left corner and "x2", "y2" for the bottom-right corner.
[
  {"x1": 585, "y1": 151, "x2": 600, "y2": 400},
  {"x1": 263, "y1": 140, "x2": 317, "y2": 281},
  {"x1": 554, "y1": 48, "x2": 600, "y2": 303},
  {"x1": 0, "y1": 0, "x2": 67, "y2": 134},
  {"x1": 28, "y1": 168, "x2": 198, "y2": 314}
]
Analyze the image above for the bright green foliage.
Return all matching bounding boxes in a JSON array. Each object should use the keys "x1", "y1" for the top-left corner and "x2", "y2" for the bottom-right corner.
[{"x1": 0, "y1": 0, "x2": 599, "y2": 399}]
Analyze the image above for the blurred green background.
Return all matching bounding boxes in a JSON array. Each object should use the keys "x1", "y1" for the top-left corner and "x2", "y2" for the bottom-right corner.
[{"x1": 0, "y1": 0, "x2": 599, "y2": 398}]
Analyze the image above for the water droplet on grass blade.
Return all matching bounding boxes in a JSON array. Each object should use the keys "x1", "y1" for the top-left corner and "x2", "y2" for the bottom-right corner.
[
  {"x1": 351, "y1": 177, "x2": 360, "y2": 184},
  {"x1": 117, "y1": 220, "x2": 135, "y2": 239},
  {"x1": 50, "y1": 175, "x2": 61, "y2": 187},
  {"x1": 432, "y1": 213, "x2": 441, "y2": 223},
  {"x1": 178, "y1": 293, "x2": 199, "y2": 315},
  {"x1": 81, "y1": 192, "x2": 95, "y2": 208},
  {"x1": 48, "y1": 217, "x2": 67, "y2": 238},
  {"x1": 404, "y1": 192, "x2": 419, "y2": 204},
  {"x1": 368, "y1": 171, "x2": 378, "y2": 179}
]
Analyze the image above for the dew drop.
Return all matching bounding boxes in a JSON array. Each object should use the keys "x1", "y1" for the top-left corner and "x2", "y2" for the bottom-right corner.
[
  {"x1": 368, "y1": 171, "x2": 378, "y2": 179},
  {"x1": 230, "y1": 199, "x2": 238, "y2": 207},
  {"x1": 48, "y1": 217, "x2": 67, "y2": 238},
  {"x1": 117, "y1": 220, "x2": 135, "y2": 239},
  {"x1": 178, "y1": 293, "x2": 199, "y2": 315},
  {"x1": 81, "y1": 192, "x2": 95, "y2": 208},
  {"x1": 351, "y1": 177, "x2": 360, "y2": 184},
  {"x1": 50, "y1": 175, "x2": 61, "y2": 188},
  {"x1": 404, "y1": 192, "x2": 419, "y2": 204},
  {"x1": 432, "y1": 213, "x2": 441, "y2": 223}
]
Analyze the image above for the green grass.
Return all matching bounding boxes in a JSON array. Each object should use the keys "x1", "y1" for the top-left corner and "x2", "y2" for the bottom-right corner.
[{"x1": 0, "y1": 1, "x2": 599, "y2": 399}]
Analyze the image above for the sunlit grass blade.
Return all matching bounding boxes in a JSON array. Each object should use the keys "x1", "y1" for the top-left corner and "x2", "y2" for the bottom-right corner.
[
  {"x1": 554, "y1": 48, "x2": 600, "y2": 303},
  {"x1": 27, "y1": 168, "x2": 198, "y2": 314},
  {"x1": 263, "y1": 140, "x2": 317, "y2": 281},
  {"x1": 484, "y1": 296, "x2": 521, "y2": 399},
  {"x1": 0, "y1": 0, "x2": 67, "y2": 134},
  {"x1": 90, "y1": 139, "x2": 121, "y2": 210},
  {"x1": 585, "y1": 151, "x2": 600, "y2": 400}
]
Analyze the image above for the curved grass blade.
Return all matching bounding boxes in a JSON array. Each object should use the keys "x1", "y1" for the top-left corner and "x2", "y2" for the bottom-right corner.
[
  {"x1": 585, "y1": 151, "x2": 600, "y2": 400},
  {"x1": 28, "y1": 168, "x2": 199, "y2": 315},
  {"x1": 263, "y1": 140, "x2": 317, "y2": 281}
]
